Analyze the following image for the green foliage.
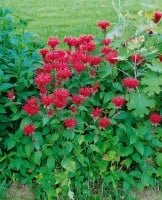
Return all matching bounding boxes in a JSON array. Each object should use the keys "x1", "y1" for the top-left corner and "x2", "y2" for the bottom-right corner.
[{"x1": 1, "y1": 4, "x2": 162, "y2": 200}]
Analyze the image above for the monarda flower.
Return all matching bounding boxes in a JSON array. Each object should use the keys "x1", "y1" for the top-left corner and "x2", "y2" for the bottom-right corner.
[
  {"x1": 130, "y1": 54, "x2": 144, "y2": 65},
  {"x1": 102, "y1": 38, "x2": 112, "y2": 46},
  {"x1": 64, "y1": 118, "x2": 77, "y2": 129},
  {"x1": 100, "y1": 47, "x2": 112, "y2": 55},
  {"x1": 97, "y1": 21, "x2": 111, "y2": 31},
  {"x1": 112, "y1": 96, "x2": 126, "y2": 108},
  {"x1": 149, "y1": 113, "x2": 161, "y2": 126},
  {"x1": 158, "y1": 54, "x2": 162, "y2": 62},
  {"x1": 105, "y1": 50, "x2": 118, "y2": 65},
  {"x1": 41, "y1": 95, "x2": 53, "y2": 108},
  {"x1": 53, "y1": 88, "x2": 70, "y2": 100},
  {"x1": 23, "y1": 97, "x2": 39, "y2": 115},
  {"x1": 91, "y1": 107, "x2": 102, "y2": 119},
  {"x1": 23, "y1": 124, "x2": 35, "y2": 136},
  {"x1": 72, "y1": 62, "x2": 86, "y2": 73},
  {"x1": 79, "y1": 87, "x2": 92, "y2": 97},
  {"x1": 122, "y1": 78, "x2": 139, "y2": 90},
  {"x1": 39, "y1": 49, "x2": 49, "y2": 58},
  {"x1": 56, "y1": 69, "x2": 72, "y2": 80},
  {"x1": 71, "y1": 95, "x2": 85, "y2": 105},
  {"x1": 7, "y1": 90, "x2": 15, "y2": 101},
  {"x1": 53, "y1": 99, "x2": 67, "y2": 109},
  {"x1": 47, "y1": 37, "x2": 59, "y2": 48},
  {"x1": 81, "y1": 42, "x2": 96, "y2": 52},
  {"x1": 34, "y1": 73, "x2": 52, "y2": 88},
  {"x1": 88, "y1": 56, "x2": 102, "y2": 66},
  {"x1": 79, "y1": 34, "x2": 94, "y2": 44},
  {"x1": 70, "y1": 107, "x2": 77, "y2": 115},
  {"x1": 98, "y1": 117, "x2": 110, "y2": 129},
  {"x1": 153, "y1": 12, "x2": 162, "y2": 23}
]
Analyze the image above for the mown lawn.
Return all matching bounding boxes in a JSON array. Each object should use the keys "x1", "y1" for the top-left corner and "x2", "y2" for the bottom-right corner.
[{"x1": 1, "y1": 0, "x2": 162, "y2": 41}]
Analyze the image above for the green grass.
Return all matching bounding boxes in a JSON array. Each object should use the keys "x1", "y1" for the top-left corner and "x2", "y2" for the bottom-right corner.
[{"x1": 1, "y1": 0, "x2": 162, "y2": 42}]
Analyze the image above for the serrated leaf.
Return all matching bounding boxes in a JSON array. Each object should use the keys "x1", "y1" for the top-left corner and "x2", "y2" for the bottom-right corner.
[
  {"x1": 25, "y1": 143, "x2": 34, "y2": 157},
  {"x1": 127, "y1": 93, "x2": 155, "y2": 117},
  {"x1": 33, "y1": 151, "x2": 42, "y2": 165},
  {"x1": 0, "y1": 83, "x2": 13, "y2": 92},
  {"x1": 141, "y1": 73, "x2": 162, "y2": 96},
  {"x1": 61, "y1": 158, "x2": 76, "y2": 173}
]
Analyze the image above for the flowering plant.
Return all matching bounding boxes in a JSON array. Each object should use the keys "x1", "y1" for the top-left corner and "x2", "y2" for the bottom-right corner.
[{"x1": 2, "y1": 6, "x2": 162, "y2": 200}]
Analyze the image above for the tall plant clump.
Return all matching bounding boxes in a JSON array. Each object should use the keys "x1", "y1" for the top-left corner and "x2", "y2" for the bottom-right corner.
[{"x1": 1, "y1": 6, "x2": 162, "y2": 200}]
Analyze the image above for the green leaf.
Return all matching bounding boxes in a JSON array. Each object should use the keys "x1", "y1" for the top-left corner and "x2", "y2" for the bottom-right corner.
[
  {"x1": 148, "y1": 60, "x2": 162, "y2": 73},
  {"x1": 0, "y1": 104, "x2": 6, "y2": 113},
  {"x1": 90, "y1": 144, "x2": 100, "y2": 153},
  {"x1": 127, "y1": 93, "x2": 155, "y2": 117},
  {"x1": 114, "y1": 111, "x2": 129, "y2": 120},
  {"x1": 25, "y1": 143, "x2": 34, "y2": 157},
  {"x1": 47, "y1": 156, "x2": 55, "y2": 170},
  {"x1": 61, "y1": 158, "x2": 76, "y2": 173},
  {"x1": 0, "y1": 83, "x2": 13, "y2": 92},
  {"x1": 43, "y1": 115, "x2": 50, "y2": 126},
  {"x1": 156, "y1": 154, "x2": 162, "y2": 167},
  {"x1": 134, "y1": 142, "x2": 144, "y2": 156},
  {"x1": 141, "y1": 73, "x2": 162, "y2": 96},
  {"x1": 118, "y1": 146, "x2": 134, "y2": 157},
  {"x1": 107, "y1": 150, "x2": 116, "y2": 161},
  {"x1": 99, "y1": 64, "x2": 112, "y2": 78},
  {"x1": 33, "y1": 151, "x2": 42, "y2": 165}
]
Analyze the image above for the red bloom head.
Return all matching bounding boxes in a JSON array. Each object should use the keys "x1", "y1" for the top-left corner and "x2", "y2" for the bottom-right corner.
[
  {"x1": 47, "y1": 109, "x2": 55, "y2": 117},
  {"x1": 79, "y1": 87, "x2": 92, "y2": 97},
  {"x1": 23, "y1": 124, "x2": 35, "y2": 136},
  {"x1": 130, "y1": 54, "x2": 144, "y2": 65},
  {"x1": 23, "y1": 97, "x2": 39, "y2": 116},
  {"x1": 39, "y1": 49, "x2": 49, "y2": 58},
  {"x1": 70, "y1": 107, "x2": 77, "y2": 115},
  {"x1": 34, "y1": 73, "x2": 52, "y2": 88},
  {"x1": 41, "y1": 95, "x2": 53, "y2": 108},
  {"x1": 64, "y1": 118, "x2": 77, "y2": 129},
  {"x1": 47, "y1": 37, "x2": 59, "y2": 48},
  {"x1": 105, "y1": 50, "x2": 118, "y2": 65},
  {"x1": 7, "y1": 90, "x2": 15, "y2": 101},
  {"x1": 102, "y1": 38, "x2": 112, "y2": 46},
  {"x1": 98, "y1": 117, "x2": 110, "y2": 129},
  {"x1": 88, "y1": 56, "x2": 102, "y2": 66},
  {"x1": 97, "y1": 21, "x2": 111, "y2": 31},
  {"x1": 91, "y1": 107, "x2": 102, "y2": 119},
  {"x1": 122, "y1": 78, "x2": 139, "y2": 90},
  {"x1": 158, "y1": 54, "x2": 162, "y2": 62},
  {"x1": 56, "y1": 69, "x2": 72, "y2": 80},
  {"x1": 112, "y1": 96, "x2": 126, "y2": 108},
  {"x1": 72, "y1": 62, "x2": 86, "y2": 73},
  {"x1": 53, "y1": 88, "x2": 70, "y2": 100},
  {"x1": 153, "y1": 12, "x2": 162, "y2": 23},
  {"x1": 149, "y1": 113, "x2": 161, "y2": 126},
  {"x1": 71, "y1": 95, "x2": 85, "y2": 105}
]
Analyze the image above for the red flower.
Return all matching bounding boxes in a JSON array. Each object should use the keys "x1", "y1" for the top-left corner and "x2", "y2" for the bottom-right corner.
[
  {"x1": 79, "y1": 87, "x2": 92, "y2": 97},
  {"x1": 97, "y1": 21, "x2": 111, "y2": 31},
  {"x1": 122, "y1": 78, "x2": 139, "y2": 90},
  {"x1": 7, "y1": 90, "x2": 15, "y2": 101},
  {"x1": 23, "y1": 124, "x2": 35, "y2": 136},
  {"x1": 81, "y1": 42, "x2": 96, "y2": 52},
  {"x1": 105, "y1": 50, "x2": 118, "y2": 65},
  {"x1": 153, "y1": 12, "x2": 162, "y2": 23},
  {"x1": 112, "y1": 96, "x2": 126, "y2": 108},
  {"x1": 39, "y1": 49, "x2": 49, "y2": 58},
  {"x1": 79, "y1": 34, "x2": 94, "y2": 44},
  {"x1": 130, "y1": 54, "x2": 144, "y2": 65},
  {"x1": 41, "y1": 95, "x2": 53, "y2": 107},
  {"x1": 53, "y1": 88, "x2": 70, "y2": 100},
  {"x1": 89, "y1": 70, "x2": 96, "y2": 78},
  {"x1": 72, "y1": 62, "x2": 86, "y2": 73},
  {"x1": 70, "y1": 107, "x2": 77, "y2": 115},
  {"x1": 47, "y1": 37, "x2": 59, "y2": 48},
  {"x1": 158, "y1": 54, "x2": 162, "y2": 62},
  {"x1": 98, "y1": 117, "x2": 110, "y2": 129},
  {"x1": 23, "y1": 97, "x2": 39, "y2": 115},
  {"x1": 88, "y1": 56, "x2": 102, "y2": 66},
  {"x1": 102, "y1": 38, "x2": 112, "y2": 46},
  {"x1": 47, "y1": 109, "x2": 55, "y2": 117},
  {"x1": 71, "y1": 95, "x2": 84, "y2": 105},
  {"x1": 64, "y1": 118, "x2": 77, "y2": 129},
  {"x1": 53, "y1": 99, "x2": 67, "y2": 109},
  {"x1": 56, "y1": 69, "x2": 72, "y2": 80},
  {"x1": 91, "y1": 107, "x2": 102, "y2": 119},
  {"x1": 35, "y1": 73, "x2": 52, "y2": 88},
  {"x1": 149, "y1": 113, "x2": 161, "y2": 125},
  {"x1": 100, "y1": 47, "x2": 112, "y2": 55}
]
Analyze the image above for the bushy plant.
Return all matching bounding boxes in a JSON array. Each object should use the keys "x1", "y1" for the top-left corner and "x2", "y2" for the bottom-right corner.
[{"x1": 1, "y1": 6, "x2": 162, "y2": 200}]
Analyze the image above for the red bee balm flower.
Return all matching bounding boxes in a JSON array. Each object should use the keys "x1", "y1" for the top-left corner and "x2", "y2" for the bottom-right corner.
[
  {"x1": 71, "y1": 95, "x2": 84, "y2": 105},
  {"x1": 79, "y1": 87, "x2": 92, "y2": 97},
  {"x1": 153, "y1": 12, "x2": 162, "y2": 23},
  {"x1": 158, "y1": 54, "x2": 162, "y2": 62},
  {"x1": 35, "y1": 73, "x2": 52, "y2": 88},
  {"x1": 23, "y1": 124, "x2": 35, "y2": 136},
  {"x1": 64, "y1": 118, "x2": 77, "y2": 129},
  {"x1": 122, "y1": 78, "x2": 139, "y2": 90},
  {"x1": 112, "y1": 96, "x2": 126, "y2": 108},
  {"x1": 102, "y1": 38, "x2": 112, "y2": 46},
  {"x1": 7, "y1": 90, "x2": 15, "y2": 101},
  {"x1": 105, "y1": 50, "x2": 118, "y2": 65},
  {"x1": 23, "y1": 97, "x2": 39, "y2": 115},
  {"x1": 98, "y1": 117, "x2": 110, "y2": 129},
  {"x1": 97, "y1": 21, "x2": 111, "y2": 31},
  {"x1": 92, "y1": 107, "x2": 102, "y2": 119},
  {"x1": 149, "y1": 113, "x2": 161, "y2": 125},
  {"x1": 47, "y1": 37, "x2": 59, "y2": 48},
  {"x1": 130, "y1": 54, "x2": 144, "y2": 65}
]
